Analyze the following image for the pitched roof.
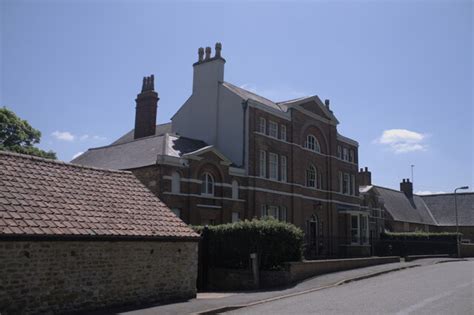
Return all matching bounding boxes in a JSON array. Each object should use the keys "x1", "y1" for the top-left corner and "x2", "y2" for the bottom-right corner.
[
  {"x1": 71, "y1": 134, "x2": 207, "y2": 170},
  {"x1": 421, "y1": 193, "x2": 474, "y2": 226},
  {"x1": 373, "y1": 186, "x2": 437, "y2": 225},
  {"x1": 111, "y1": 122, "x2": 172, "y2": 145},
  {"x1": 0, "y1": 151, "x2": 199, "y2": 240}
]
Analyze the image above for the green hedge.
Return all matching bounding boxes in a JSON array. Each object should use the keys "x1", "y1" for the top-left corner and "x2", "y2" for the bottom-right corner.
[
  {"x1": 375, "y1": 232, "x2": 458, "y2": 256},
  {"x1": 193, "y1": 218, "x2": 304, "y2": 270}
]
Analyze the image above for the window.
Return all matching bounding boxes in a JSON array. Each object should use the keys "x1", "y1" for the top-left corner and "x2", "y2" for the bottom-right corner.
[
  {"x1": 269, "y1": 121, "x2": 278, "y2": 138},
  {"x1": 261, "y1": 205, "x2": 287, "y2": 221},
  {"x1": 351, "y1": 174, "x2": 355, "y2": 196},
  {"x1": 351, "y1": 215, "x2": 360, "y2": 244},
  {"x1": 200, "y1": 172, "x2": 214, "y2": 195},
  {"x1": 317, "y1": 169, "x2": 322, "y2": 189},
  {"x1": 171, "y1": 171, "x2": 180, "y2": 193},
  {"x1": 232, "y1": 180, "x2": 239, "y2": 199},
  {"x1": 306, "y1": 165, "x2": 316, "y2": 187},
  {"x1": 280, "y1": 155, "x2": 287, "y2": 182},
  {"x1": 343, "y1": 147, "x2": 349, "y2": 161},
  {"x1": 232, "y1": 211, "x2": 240, "y2": 223},
  {"x1": 259, "y1": 150, "x2": 266, "y2": 178},
  {"x1": 269, "y1": 153, "x2": 278, "y2": 180},
  {"x1": 343, "y1": 173, "x2": 350, "y2": 194},
  {"x1": 280, "y1": 125, "x2": 287, "y2": 141},
  {"x1": 349, "y1": 149, "x2": 355, "y2": 163},
  {"x1": 171, "y1": 208, "x2": 181, "y2": 218},
  {"x1": 360, "y1": 215, "x2": 369, "y2": 244},
  {"x1": 337, "y1": 145, "x2": 342, "y2": 159},
  {"x1": 339, "y1": 171, "x2": 343, "y2": 193},
  {"x1": 305, "y1": 135, "x2": 321, "y2": 153},
  {"x1": 259, "y1": 117, "x2": 266, "y2": 134}
]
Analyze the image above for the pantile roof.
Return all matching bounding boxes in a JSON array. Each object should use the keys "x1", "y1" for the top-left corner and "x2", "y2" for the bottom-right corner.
[{"x1": 0, "y1": 151, "x2": 199, "y2": 239}]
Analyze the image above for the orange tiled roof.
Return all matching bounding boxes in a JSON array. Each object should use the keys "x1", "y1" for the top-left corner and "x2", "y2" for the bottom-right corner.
[{"x1": 0, "y1": 151, "x2": 198, "y2": 240}]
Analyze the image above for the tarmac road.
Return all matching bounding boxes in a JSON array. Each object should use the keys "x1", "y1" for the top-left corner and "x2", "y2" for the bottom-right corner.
[{"x1": 228, "y1": 260, "x2": 474, "y2": 315}]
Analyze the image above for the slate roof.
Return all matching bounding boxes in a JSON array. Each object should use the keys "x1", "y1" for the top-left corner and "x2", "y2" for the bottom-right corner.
[
  {"x1": 111, "y1": 122, "x2": 172, "y2": 145},
  {"x1": 372, "y1": 186, "x2": 437, "y2": 225},
  {"x1": 421, "y1": 193, "x2": 474, "y2": 226},
  {"x1": 72, "y1": 134, "x2": 207, "y2": 170},
  {"x1": 0, "y1": 151, "x2": 199, "y2": 239}
]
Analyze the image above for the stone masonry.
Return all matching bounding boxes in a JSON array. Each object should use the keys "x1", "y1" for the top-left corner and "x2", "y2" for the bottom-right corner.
[{"x1": 0, "y1": 240, "x2": 198, "y2": 315}]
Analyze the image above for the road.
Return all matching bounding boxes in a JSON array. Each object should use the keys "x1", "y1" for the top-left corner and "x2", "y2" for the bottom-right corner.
[{"x1": 228, "y1": 260, "x2": 474, "y2": 315}]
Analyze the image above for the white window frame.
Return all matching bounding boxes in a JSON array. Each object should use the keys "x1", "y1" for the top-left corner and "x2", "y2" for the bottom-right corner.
[
  {"x1": 232, "y1": 211, "x2": 240, "y2": 223},
  {"x1": 280, "y1": 206, "x2": 287, "y2": 222},
  {"x1": 337, "y1": 145, "x2": 342, "y2": 159},
  {"x1": 269, "y1": 152, "x2": 278, "y2": 180},
  {"x1": 171, "y1": 171, "x2": 180, "y2": 193},
  {"x1": 259, "y1": 117, "x2": 266, "y2": 134},
  {"x1": 200, "y1": 172, "x2": 214, "y2": 196},
  {"x1": 343, "y1": 147, "x2": 349, "y2": 161},
  {"x1": 360, "y1": 215, "x2": 369, "y2": 244},
  {"x1": 349, "y1": 149, "x2": 355, "y2": 163},
  {"x1": 343, "y1": 173, "x2": 350, "y2": 195},
  {"x1": 339, "y1": 171, "x2": 343, "y2": 193},
  {"x1": 351, "y1": 174, "x2": 355, "y2": 196},
  {"x1": 268, "y1": 121, "x2": 278, "y2": 138},
  {"x1": 280, "y1": 155, "x2": 287, "y2": 182},
  {"x1": 351, "y1": 214, "x2": 360, "y2": 244},
  {"x1": 231, "y1": 180, "x2": 239, "y2": 199},
  {"x1": 306, "y1": 165, "x2": 316, "y2": 188},
  {"x1": 259, "y1": 150, "x2": 266, "y2": 178},
  {"x1": 280, "y1": 125, "x2": 287, "y2": 141},
  {"x1": 305, "y1": 134, "x2": 321, "y2": 153}
]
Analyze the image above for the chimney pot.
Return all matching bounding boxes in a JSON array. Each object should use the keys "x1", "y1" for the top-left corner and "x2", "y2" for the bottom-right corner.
[
  {"x1": 205, "y1": 47, "x2": 211, "y2": 60},
  {"x1": 324, "y1": 99, "x2": 330, "y2": 108},
  {"x1": 198, "y1": 47, "x2": 204, "y2": 62},
  {"x1": 215, "y1": 42, "x2": 222, "y2": 58},
  {"x1": 360, "y1": 168, "x2": 363, "y2": 172},
  {"x1": 365, "y1": 167, "x2": 368, "y2": 172}
]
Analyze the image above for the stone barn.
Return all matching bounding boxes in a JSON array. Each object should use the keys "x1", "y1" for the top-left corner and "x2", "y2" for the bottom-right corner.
[{"x1": 0, "y1": 151, "x2": 199, "y2": 314}]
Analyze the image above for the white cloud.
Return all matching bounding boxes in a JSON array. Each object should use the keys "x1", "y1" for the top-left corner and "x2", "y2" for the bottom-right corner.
[
  {"x1": 415, "y1": 190, "x2": 446, "y2": 195},
  {"x1": 375, "y1": 129, "x2": 428, "y2": 153},
  {"x1": 52, "y1": 131, "x2": 75, "y2": 142},
  {"x1": 72, "y1": 152, "x2": 83, "y2": 159},
  {"x1": 52, "y1": 132, "x2": 106, "y2": 142}
]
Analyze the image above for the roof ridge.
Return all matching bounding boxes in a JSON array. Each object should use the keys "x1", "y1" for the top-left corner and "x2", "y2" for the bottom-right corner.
[
  {"x1": 87, "y1": 134, "x2": 166, "y2": 151},
  {"x1": 222, "y1": 81, "x2": 277, "y2": 104},
  {"x1": 0, "y1": 150, "x2": 132, "y2": 174},
  {"x1": 420, "y1": 192, "x2": 474, "y2": 197}
]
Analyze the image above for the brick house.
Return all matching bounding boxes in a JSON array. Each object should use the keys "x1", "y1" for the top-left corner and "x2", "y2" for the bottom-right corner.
[
  {"x1": 0, "y1": 151, "x2": 199, "y2": 314},
  {"x1": 358, "y1": 169, "x2": 474, "y2": 241},
  {"x1": 73, "y1": 43, "x2": 370, "y2": 258}
]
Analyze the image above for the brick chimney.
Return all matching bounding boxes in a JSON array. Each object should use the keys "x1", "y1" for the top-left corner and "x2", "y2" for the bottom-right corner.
[
  {"x1": 192, "y1": 42, "x2": 226, "y2": 94},
  {"x1": 134, "y1": 75, "x2": 159, "y2": 139},
  {"x1": 400, "y1": 178, "x2": 413, "y2": 199},
  {"x1": 358, "y1": 167, "x2": 372, "y2": 186}
]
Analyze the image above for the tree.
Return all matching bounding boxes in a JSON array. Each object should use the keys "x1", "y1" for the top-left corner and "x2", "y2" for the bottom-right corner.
[{"x1": 0, "y1": 107, "x2": 57, "y2": 159}]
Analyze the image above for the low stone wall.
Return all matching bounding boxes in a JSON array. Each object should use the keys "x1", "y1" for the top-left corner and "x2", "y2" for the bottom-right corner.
[
  {"x1": 286, "y1": 256, "x2": 400, "y2": 282},
  {"x1": 461, "y1": 243, "x2": 474, "y2": 257},
  {"x1": 0, "y1": 240, "x2": 198, "y2": 315},
  {"x1": 208, "y1": 256, "x2": 400, "y2": 290}
]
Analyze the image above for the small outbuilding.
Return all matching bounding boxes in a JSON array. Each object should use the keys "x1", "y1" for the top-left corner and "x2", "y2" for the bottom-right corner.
[{"x1": 0, "y1": 151, "x2": 199, "y2": 314}]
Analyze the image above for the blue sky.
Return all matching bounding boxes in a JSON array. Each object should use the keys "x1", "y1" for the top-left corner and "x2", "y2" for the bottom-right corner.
[{"x1": 1, "y1": 0, "x2": 472, "y2": 194}]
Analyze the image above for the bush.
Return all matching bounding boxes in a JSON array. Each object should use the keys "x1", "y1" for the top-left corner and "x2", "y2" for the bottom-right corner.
[
  {"x1": 193, "y1": 218, "x2": 304, "y2": 270},
  {"x1": 375, "y1": 232, "x2": 458, "y2": 256}
]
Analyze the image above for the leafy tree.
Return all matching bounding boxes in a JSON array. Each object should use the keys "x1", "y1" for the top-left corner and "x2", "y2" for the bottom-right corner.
[{"x1": 0, "y1": 107, "x2": 56, "y2": 159}]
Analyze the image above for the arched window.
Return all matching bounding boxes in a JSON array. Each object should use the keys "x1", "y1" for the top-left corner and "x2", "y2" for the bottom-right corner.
[
  {"x1": 306, "y1": 165, "x2": 316, "y2": 187},
  {"x1": 171, "y1": 171, "x2": 180, "y2": 193},
  {"x1": 201, "y1": 172, "x2": 214, "y2": 196},
  {"x1": 232, "y1": 180, "x2": 239, "y2": 199},
  {"x1": 305, "y1": 134, "x2": 321, "y2": 153}
]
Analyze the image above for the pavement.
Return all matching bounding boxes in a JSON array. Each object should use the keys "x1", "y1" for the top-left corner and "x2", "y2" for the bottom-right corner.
[
  {"x1": 227, "y1": 259, "x2": 474, "y2": 315},
  {"x1": 97, "y1": 257, "x2": 467, "y2": 315}
]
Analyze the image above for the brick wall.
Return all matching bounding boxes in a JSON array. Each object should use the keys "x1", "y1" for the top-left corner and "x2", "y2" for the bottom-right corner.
[{"x1": 0, "y1": 240, "x2": 198, "y2": 315}]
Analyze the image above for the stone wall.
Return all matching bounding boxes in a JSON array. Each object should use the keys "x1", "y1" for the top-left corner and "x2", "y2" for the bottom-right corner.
[{"x1": 0, "y1": 240, "x2": 198, "y2": 315}]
